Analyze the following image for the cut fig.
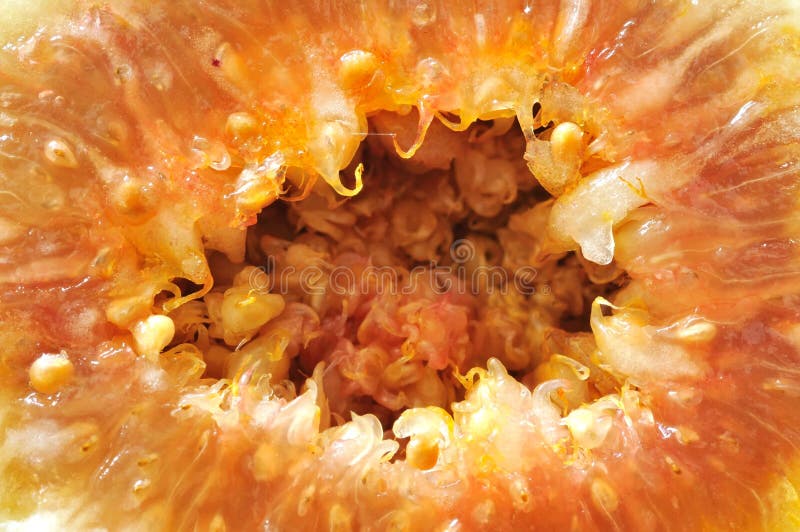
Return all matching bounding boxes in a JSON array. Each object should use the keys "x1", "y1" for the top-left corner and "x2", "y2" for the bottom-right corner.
[{"x1": 1, "y1": 1, "x2": 799, "y2": 530}]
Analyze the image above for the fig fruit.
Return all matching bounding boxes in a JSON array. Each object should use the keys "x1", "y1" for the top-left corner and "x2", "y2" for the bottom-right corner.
[{"x1": 1, "y1": 1, "x2": 799, "y2": 530}]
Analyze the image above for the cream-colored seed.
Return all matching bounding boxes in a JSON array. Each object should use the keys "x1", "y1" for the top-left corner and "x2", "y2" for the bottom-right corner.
[
  {"x1": 29, "y1": 352, "x2": 74, "y2": 394},
  {"x1": 676, "y1": 321, "x2": 717, "y2": 342},
  {"x1": 563, "y1": 407, "x2": 613, "y2": 450},
  {"x1": 225, "y1": 111, "x2": 258, "y2": 138},
  {"x1": 44, "y1": 138, "x2": 78, "y2": 168},
  {"x1": 550, "y1": 121, "x2": 584, "y2": 164},
  {"x1": 132, "y1": 315, "x2": 175, "y2": 360}
]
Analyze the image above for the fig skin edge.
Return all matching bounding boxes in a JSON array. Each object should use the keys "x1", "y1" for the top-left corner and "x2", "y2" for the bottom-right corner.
[{"x1": 0, "y1": 2, "x2": 800, "y2": 529}]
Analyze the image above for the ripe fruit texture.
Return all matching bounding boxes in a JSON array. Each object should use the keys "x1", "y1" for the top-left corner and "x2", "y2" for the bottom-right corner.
[{"x1": 0, "y1": 1, "x2": 799, "y2": 530}]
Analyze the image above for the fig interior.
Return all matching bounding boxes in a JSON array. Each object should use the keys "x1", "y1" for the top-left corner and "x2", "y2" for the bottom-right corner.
[
  {"x1": 181, "y1": 109, "x2": 626, "y2": 436},
  {"x1": 2, "y1": 1, "x2": 799, "y2": 529}
]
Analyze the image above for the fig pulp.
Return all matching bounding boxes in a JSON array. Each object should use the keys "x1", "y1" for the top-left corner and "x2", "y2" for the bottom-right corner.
[{"x1": 1, "y1": 1, "x2": 799, "y2": 530}]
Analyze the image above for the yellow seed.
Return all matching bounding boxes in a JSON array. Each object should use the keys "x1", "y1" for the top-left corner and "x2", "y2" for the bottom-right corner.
[
  {"x1": 225, "y1": 111, "x2": 258, "y2": 138},
  {"x1": 131, "y1": 315, "x2": 175, "y2": 360},
  {"x1": 44, "y1": 138, "x2": 78, "y2": 168},
  {"x1": 550, "y1": 121, "x2": 584, "y2": 165},
  {"x1": 29, "y1": 352, "x2": 74, "y2": 394},
  {"x1": 229, "y1": 337, "x2": 291, "y2": 382},
  {"x1": 406, "y1": 435, "x2": 439, "y2": 470},
  {"x1": 676, "y1": 425, "x2": 700, "y2": 444},
  {"x1": 339, "y1": 50, "x2": 379, "y2": 91},
  {"x1": 665, "y1": 455, "x2": 682, "y2": 475},
  {"x1": 221, "y1": 286, "x2": 285, "y2": 336}
]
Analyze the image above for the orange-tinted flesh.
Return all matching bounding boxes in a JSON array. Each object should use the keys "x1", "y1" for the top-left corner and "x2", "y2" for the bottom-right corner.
[{"x1": 1, "y1": 1, "x2": 800, "y2": 531}]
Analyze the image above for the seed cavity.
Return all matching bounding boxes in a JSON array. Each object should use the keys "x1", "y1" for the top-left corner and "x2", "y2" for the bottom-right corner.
[
  {"x1": 675, "y1": 425, "x2": 700, "y2": 445},
  {"x1": 590, "y1": 478, "x2": 619, "y2": 514},
  {"x1": 297, "y1": 484, "x2": 315, "y2": 517},
  {"x1": 0, "y1": 215, "x2": 25, "y2": 245},
  {"x1": 191, "y1": 136, "x2": 232, "y2": 171},
  {"x1": 411, "y1": 2, "x2": 436, "y2": 26},
  {"x1": 44, "y1": 138, "x2": 78, "y2": 168},
  {"x1": 110, "y1": 177, "x2": 156, "y2": 220},
  {"x1": 472, "y1": 500, "x2": 494, "y2": 525},
  {"x1": 253, "y1": 442, "x2": 282, "y2": 482},
  {"x1": 137, "y1": 453, "x2": 159, "y2": 467},
  {"x1": 509, "y1": 477, "x2": 533, "y2": 511},
  {"x1": 665, "y1": 455, "x2": 682, "y2": 475},
  {"x1": 328, "y1": 504, "x2": 353, "y2": 532}
]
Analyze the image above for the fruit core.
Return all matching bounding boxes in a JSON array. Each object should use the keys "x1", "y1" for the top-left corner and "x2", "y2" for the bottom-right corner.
[{"x1": 183, "y1": 109, "x2": 625, "y2": 436}]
